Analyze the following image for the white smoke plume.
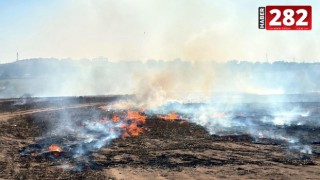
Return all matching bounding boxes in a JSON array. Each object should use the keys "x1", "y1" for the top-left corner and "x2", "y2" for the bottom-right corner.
[{"x1": 14, "y1": 59, "x2": 320, "y2": 163}]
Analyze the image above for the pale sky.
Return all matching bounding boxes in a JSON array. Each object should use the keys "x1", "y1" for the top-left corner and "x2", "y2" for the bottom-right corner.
[{"x1": 0, "y1": 0, "x2": 319, "y2": 62}]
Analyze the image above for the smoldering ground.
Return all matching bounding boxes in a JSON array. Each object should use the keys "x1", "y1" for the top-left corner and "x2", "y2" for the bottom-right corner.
[{"x1": 0, "y1": 59, "x2": 318, "y2": 171}]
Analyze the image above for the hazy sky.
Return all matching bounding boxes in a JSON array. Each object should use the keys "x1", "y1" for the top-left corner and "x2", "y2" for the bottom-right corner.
[{"x1": 0, "y1": 0, "x2": 319, "y2": 62}]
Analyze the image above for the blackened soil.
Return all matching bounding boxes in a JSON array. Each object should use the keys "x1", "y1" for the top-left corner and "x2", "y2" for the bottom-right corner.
[{"x1": 0, "y1": 97, "x2": 320, "y2": 179}]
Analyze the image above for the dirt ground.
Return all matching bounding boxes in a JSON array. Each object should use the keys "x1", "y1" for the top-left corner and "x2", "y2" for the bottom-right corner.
[{"x1": 0, "y1": 97, "x2": 320, "y2": 179}]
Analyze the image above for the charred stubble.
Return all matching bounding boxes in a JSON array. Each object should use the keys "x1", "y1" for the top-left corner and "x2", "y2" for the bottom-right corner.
[{"x1": 0, "y1": 97, "x2": 320, "y2": 179}]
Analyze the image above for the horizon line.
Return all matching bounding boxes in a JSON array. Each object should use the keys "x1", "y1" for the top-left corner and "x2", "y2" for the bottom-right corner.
[{"x1": 1, "y1": 57, "x2": 320, "y2": 65}]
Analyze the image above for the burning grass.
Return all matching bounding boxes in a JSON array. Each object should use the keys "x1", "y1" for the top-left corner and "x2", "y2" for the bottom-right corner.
[{"x1": 1, "y1": 96, "x2": 320, "y2": 179}]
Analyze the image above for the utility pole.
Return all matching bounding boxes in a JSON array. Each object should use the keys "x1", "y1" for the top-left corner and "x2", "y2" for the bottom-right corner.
[{"x1": 266, "y1": 53, "x2": 268, "y2": 63}]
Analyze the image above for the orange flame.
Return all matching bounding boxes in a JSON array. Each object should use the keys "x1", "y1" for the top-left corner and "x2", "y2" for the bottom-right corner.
[
  {"x1": 98, "y1": 108, "x2": 187, "y2": 138},
  {"x1": 127, "y1": 122, "x2": 143, "y2": 136},
  {"x1": 112, "y1": 114, "x2": 120, "y2": 122},
  {"x1": 122, "y1": 131, "x2": 130, "y2": 138},
  {"x1": 48, "y1": 144, "x2": 62, "y2": 152},
  {"x1": 48, "y1": 144, "x2": 63, "y2": 157},
  {"x1": 117, "y1": 111, "x2": 147, "y2": 137},
  {"x1": 126, "y1": 111, "x2": 146, "y2": 124},
  {"x1": 158, "y1": 112, "x2": 179, "y2": 121}
]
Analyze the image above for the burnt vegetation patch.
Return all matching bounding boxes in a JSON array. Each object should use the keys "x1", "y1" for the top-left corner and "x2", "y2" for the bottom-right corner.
[
  {"x1": 15, "y1": 107, "x2": 320, "y2": 168},
  {"x1": 0, "y1": 97, "x2": 320, "y2": 179}
]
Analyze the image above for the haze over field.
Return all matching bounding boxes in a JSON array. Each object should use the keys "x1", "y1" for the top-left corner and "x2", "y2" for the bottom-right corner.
[{"x1": 0, "y1": 59, "x2": 320, "y2": 101}]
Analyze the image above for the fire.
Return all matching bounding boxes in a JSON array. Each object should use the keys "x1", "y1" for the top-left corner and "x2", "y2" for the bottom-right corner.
[
  {"x1": 48, "y1": 144, "x2": 63, "y2": 157},
  {"x1": 158, "y1": 112, "x2": 179, "y2": 121},
  {"x1": 122, "y1": 131, "x2": 130, "y2": 138},
  {"x1": 49, "y1": 144, "x2": 62, "y2": 152},
  {"x1": 120, "y1": 111, "x2": 146, "y2": 137},
  {"x1": 127, "y1": 122, "x2": 143, "y2": 136},
  {"x1": 119, "y1": 121, "x2": 143, "y2": 138},
  {"x1": 126, "y1": 111, "x2": 146, "y2": 123},
  {"x1": 112, "y1": 114, "x2": 120, "y2": 122},
  {"x1": 98, "y1": 108, "x2": 186, "y2": 138}
]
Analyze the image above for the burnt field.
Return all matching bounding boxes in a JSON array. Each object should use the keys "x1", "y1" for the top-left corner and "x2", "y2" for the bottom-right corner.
[{"x1": 1, "y1": 96, "x2": 320, "y2": 179}]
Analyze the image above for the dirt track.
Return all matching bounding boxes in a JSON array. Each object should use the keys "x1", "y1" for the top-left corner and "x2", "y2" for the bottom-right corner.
[
  {"x1": 0, "y1": 102, "x2": 103, "y2": 122},
  {"x1": 1, "y1": 97, "x2": 320, "y2": 179}
]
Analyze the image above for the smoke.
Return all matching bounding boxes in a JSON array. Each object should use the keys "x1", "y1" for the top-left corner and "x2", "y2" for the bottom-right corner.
[
  {"x1": 13, "y1": 59, "x2": 320, "y2": 167},
  {"x1": 2, "y1": 1, "x2": 320, "y2": 62},
  {"x1": 144, "y1": 98, "x2": 317, "y2": 156},
  {"x1": 131, "y1": 61, "x2": 217, "y2": 108},
  {"x1": 2, "y1": 59, "x2": 320, "y2": 99}
]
